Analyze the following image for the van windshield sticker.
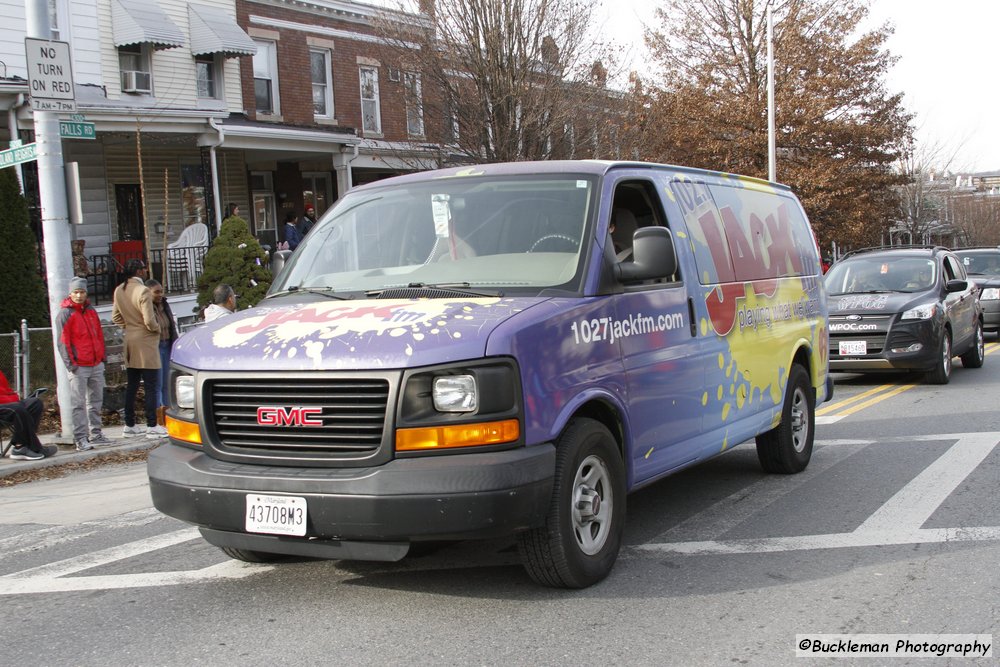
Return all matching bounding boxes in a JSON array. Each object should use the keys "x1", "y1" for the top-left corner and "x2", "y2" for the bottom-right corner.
[{"x1": 431, "y1": 194, "x2": 450, "y2": 237}]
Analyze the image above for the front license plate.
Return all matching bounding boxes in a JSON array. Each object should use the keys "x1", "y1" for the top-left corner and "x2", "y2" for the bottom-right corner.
[
  {"x1": 245, "y1": 494, "x2": 307, "y2": 536},
  {"x1": 839, "y1": 340, "x2": 867, "y2": 356}
]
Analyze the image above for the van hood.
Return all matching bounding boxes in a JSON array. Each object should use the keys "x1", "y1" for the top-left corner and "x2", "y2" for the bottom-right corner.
[
  {"x1": 828, "y1": 290, "x2": 935, "y2": 315},
  {"x1": 171, "y1": 297, "x2": 545, "y2": 371}
]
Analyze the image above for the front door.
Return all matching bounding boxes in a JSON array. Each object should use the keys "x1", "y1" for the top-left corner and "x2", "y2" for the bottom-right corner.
[
  {"x1": 253, "y1": 192, "x2": 277, "y2": 250},
  {"x1": 115, "y1": 184, "x2": 144, "y2": 241}
]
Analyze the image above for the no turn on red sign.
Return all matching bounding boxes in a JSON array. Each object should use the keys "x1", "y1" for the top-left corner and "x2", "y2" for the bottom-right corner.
[{"x1": 24, "y1": 38, "x2": 76, "y2": 112}]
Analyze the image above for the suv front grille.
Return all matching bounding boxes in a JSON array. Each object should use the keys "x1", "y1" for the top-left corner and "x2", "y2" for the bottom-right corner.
[{"x1": 207, "y1": 377, "x2": 391, "y2": 458}]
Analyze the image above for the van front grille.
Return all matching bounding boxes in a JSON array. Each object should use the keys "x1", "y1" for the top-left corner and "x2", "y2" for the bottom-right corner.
[{"x1": 207, "y1": 377, "x2": 391, "y2": 458}]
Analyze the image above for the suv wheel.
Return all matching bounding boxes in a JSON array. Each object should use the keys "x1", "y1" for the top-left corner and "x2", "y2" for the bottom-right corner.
[
  {"x1": 960, "y1": 320, "x2": 985, "y2": 368},
  {"x1": 926, "y1": 331, "x2": 952, "y2": 384}
]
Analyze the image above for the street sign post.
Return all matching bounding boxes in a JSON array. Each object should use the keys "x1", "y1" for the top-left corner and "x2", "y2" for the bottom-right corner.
[
  {"x1": 24, "y1": 37, "x2": 76, "y2": 112},
  {"x1": 0, "y1": 142, "x2": 38, "y2": 169}
]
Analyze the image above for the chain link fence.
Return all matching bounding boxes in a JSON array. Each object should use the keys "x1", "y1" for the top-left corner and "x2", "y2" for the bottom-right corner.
[{"x1": 7, "y1": 320, "x2": 128, "y2": 398}]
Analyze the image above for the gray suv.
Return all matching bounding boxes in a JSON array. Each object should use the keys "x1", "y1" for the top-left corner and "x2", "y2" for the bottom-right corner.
[{"x1": 824, "y1": 246, "x2": 985, "y2": 384}]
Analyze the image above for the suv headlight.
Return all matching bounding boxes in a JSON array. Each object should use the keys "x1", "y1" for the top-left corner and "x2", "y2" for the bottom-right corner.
[
  {"x1": 175, "y1": 375, "x2": 195, "y2": 409},
  {"x1": 981, "y1": 288, "x2": 1000, "y2": 301},
  {"x1": 901, "y1": 303, "x2": 937, "y2": 320}
]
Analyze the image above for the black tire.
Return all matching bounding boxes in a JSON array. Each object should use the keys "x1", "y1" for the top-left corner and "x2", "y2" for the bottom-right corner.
[
  {"x1": 518, "y1": 418, "x2": 625, "y2": 588},
  {"x1": 926, "y1": 330, "x2": 952, "y2": 384},
  {"x1": 219, "y1": 546, "x2": 285, "y2": 563},
  {"x1": 960, "y1": 320, "x2": 985, "y2": 368},
  {"x1": 755, "y1": 364, "x2": 814, "y2": 474}
]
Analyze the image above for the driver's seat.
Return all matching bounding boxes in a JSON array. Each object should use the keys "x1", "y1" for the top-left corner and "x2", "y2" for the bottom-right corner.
[{"x1": 611, "y1": 208, "x2": 639, "y2": 261}]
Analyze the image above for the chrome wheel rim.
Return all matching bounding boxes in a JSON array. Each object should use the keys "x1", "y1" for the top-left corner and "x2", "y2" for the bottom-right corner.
[
  {"x1": 943, "y1": 335, "x2": 952, "y2": 377},
  {"x1": 790, "y1": 385, "x2": 810, "y2": 453},
  {"x1": 571, "y1": 454, "x2": 613, "y2": 555}
]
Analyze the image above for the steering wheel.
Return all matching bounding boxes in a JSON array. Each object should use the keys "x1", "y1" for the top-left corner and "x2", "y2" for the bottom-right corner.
[{"x1": 529, "y1": 234, "x2": 578, "y2": 253}]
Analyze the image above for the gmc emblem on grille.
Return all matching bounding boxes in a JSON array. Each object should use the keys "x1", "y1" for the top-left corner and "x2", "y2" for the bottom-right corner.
[{"x1": 257, "y1": 406, "x2": 324, "y2": 426}]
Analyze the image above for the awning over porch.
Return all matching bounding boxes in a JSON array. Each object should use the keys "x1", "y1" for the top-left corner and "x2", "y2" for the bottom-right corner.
[
  {"x1": 188, "y1": 4, "x2": 257, "y2": 58},
  {"x1": 111, "y1": 0, "x2": 186, "y2": 50}
]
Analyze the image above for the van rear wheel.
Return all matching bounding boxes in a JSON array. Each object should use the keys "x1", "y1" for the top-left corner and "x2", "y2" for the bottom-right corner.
[
  {"x1": 518, "y1": 418, "x2": 625, "y2": 588},
  {"x1": 755, "y1": 364, "x2": 814, "y2": 474}
]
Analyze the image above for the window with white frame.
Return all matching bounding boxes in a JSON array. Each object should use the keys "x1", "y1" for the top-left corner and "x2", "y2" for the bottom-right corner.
[
  {"x1": 310, "y1": 49, "x2": 333, "y2": 118},
  {"x1": 253, "y1": 40, "x2": 279, "y2": 114},
  {"x1": 444, "y1": 95, "x2": 460, "y2": 143},
  {"x1": 195, "y1": 55, "x2": 221, "y2": 100},
  {"x1": 359, "y1": 66, "x2": 381, "y2": 134},
  {"x1": 119, "y1": 44, "x2": 152, "y2": 94},
  {"x1": 404, "y1": 71, "x2": 424, "y2": 137}
]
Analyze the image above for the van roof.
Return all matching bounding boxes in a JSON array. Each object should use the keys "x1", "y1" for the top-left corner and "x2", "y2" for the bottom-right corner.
[{"x1": 351, "y1": 160, "x2": 789, "y2": 193}]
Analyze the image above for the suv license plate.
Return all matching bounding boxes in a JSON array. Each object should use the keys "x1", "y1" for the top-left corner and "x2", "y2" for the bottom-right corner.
[
  {"x1": 245, "y1": 494, "x2": 307, "y2": 536},
  {"x1": 839, "y1": 340, "x2": 867, "y2": 356}
]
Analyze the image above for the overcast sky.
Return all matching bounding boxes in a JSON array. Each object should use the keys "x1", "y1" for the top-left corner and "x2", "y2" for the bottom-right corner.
[{"x1": 599, "y1": 0, "x2": 1000, "y2": 173}]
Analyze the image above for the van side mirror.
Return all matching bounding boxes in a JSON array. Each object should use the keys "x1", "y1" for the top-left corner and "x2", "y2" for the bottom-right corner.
[
  {"x1": 270, "y1": 249, "x2": 293, "y2": 280},
  {"x1": 615, "y1": 226, "x2": 677, "y2": 283}
]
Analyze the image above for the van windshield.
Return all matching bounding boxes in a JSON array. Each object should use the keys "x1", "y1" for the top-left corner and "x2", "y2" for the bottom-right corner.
[{"x1": 271, "y1": 175, "x2": 594, "y2": 296}]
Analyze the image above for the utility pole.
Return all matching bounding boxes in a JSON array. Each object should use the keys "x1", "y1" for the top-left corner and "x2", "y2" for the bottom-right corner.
[
  {"x1": 24, "y1": 0, "x2": 75, "y2": 440},
  {"x1": 766, "y1": 0, "x2": 776, "y2": 183}
]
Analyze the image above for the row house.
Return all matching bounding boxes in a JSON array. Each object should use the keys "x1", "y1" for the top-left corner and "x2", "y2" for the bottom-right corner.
[{"x1": 0, "y1": 0, "x2": 436, "y2": 318}]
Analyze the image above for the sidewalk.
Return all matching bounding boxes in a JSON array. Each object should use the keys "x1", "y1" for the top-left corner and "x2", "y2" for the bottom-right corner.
[{"x1": 0, "y1": 425, "x2": 164, "y2": 479}]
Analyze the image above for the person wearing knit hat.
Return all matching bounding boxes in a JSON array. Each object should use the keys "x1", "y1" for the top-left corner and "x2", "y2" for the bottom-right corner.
[{"x1": 55, "y1": 275, "x2": 109, "y2": 451}]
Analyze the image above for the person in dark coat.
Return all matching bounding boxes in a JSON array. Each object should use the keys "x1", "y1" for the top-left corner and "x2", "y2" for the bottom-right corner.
[
  {"x1": 283, "y1": 210, "x2": 303, "y2": 250},
  {"x1": 55, "y1": 276, "x2": 109, "y2": 451},
  {"x1": 146, "y1": 279, "x2": 179, "y2": 408},
  {"x1": 298, "y1": 204, "x2": 316, "y2": 237}
]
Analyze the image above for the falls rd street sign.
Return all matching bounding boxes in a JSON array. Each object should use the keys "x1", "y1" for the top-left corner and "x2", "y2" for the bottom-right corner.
[
  {"x1": 0, "y1": 143, "x2": 38, "y2": 168},
  {"x1": 24, "y1": 38, "x2": 76, "y2": 112},
  {"x1": 60, "y1": 121, "x2": 96, "y2": 140}
]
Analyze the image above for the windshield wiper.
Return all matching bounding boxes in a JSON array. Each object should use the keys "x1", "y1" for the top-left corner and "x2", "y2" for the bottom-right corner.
[
  {"x1": 265, "y1": 285, "x2": 349, "y2": 300},
  {"x1": 365, "y1": 282, "x2": 503, "y2": 298}
]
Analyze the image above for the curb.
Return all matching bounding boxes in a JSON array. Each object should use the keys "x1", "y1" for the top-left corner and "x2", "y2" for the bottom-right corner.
[{"x1": 0, "y1": 439, "x2": 162, "y2": 479}]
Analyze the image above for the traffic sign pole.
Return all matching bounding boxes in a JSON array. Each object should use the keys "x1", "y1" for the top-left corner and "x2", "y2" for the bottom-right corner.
[{"x1": 25, "y1": 0, "x2": 75, "y2": 441}]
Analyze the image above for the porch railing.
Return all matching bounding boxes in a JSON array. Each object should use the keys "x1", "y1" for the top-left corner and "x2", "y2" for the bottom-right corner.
[{"x1": 81, "y1": 245, "x2": 208, "y2": 306}]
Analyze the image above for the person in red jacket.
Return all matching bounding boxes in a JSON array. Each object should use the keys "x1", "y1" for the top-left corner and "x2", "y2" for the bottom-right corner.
[
  {"x1": 0, "y1": 370, "x2": 55, "y2": 460},
  {"x1": 55, "y1": 277, "x2": 109, "y2": 451}
]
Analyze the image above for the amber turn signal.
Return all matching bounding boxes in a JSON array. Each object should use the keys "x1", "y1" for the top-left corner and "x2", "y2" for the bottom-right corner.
[
  {"x1": 165, "y1": 415, "x2": 202, "y2": 445},
  {"x1": 395, "y1": 418, "x2": 519, "y2": 451}
]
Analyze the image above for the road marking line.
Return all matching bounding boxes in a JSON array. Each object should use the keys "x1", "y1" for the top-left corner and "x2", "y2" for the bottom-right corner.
[
  {"x1": 0, "y1": 560, "x2": 272, "y2": 596},
  {"x1": 821, "y1": 383, "x2": 917, "y2": 419},
  {"x1": 2, "y1": 528, "x2": 200, "y2": 580},
  {"x1": 817, "y1": 383, "x2": 900, "y2": 416},
  {"x1": 856, "y1": 431, "x2": 999, "y2": 533},
  {"x1": 635, "y1": 432, "x2": 1000, "y2": 556},
  {"x1": 633, "y1": 526, "x2": 1000, "y2": 555}
]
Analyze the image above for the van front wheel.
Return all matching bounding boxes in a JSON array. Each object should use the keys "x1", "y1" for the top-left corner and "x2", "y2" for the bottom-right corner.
[
  {"x1": 219, "y1": 546, "x2": 285, "y2": 563},
  {"x1": 755, "y1": 364, "x2": 814, "y2": 474},
  {"x1": 518, "y1": 418, "x2": 625, "y2": 588}
]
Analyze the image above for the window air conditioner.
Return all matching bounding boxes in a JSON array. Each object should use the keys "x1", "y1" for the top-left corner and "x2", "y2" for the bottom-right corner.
[{"x1": 121, "y1": 70, "x2": 152, "y2": 93}]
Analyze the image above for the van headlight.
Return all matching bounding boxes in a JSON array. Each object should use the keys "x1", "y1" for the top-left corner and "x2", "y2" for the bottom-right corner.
[
  {"x1": 433, "y1": 375, "x2": 478, "y2": 412},
  {"x1": 981, "y1": 288, "x2": 1000, "y2": 301},
  {"x1": 396, "y1": 360, "x2": 522, "y2": 453},
  {"x1": 175, "y1": 375, "x2": 195, "y2": 409},
  {"x1": 901, "y1": 303, "x2": 936, "y2": 320}
]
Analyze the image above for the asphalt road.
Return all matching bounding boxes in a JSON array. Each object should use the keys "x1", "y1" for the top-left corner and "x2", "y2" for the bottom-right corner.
[{"x1": 2, "y1": 344, "x2": 999, "y2": 665}]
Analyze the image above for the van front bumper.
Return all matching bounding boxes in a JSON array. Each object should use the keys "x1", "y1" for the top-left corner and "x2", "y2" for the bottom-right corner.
[{"x1": 147, "y1": 442, "x2": 555, "y2": 557}]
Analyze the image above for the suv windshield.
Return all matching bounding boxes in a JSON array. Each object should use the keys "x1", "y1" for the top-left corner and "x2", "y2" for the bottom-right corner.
[
  {"x1": 270, "y1": 175, "x2": 595, "y2": 296},
  {"x1": 955, "y1": 250, "x2": 1000, "y2": 276},
  {"x1": 825, "y1": 256, "x2": 937, "y2": 295}
]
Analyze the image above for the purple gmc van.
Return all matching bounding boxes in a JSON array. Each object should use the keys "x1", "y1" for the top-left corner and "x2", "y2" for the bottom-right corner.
[{"x1": 148, "y1": 160, "x2": 831, "y2": 588}]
